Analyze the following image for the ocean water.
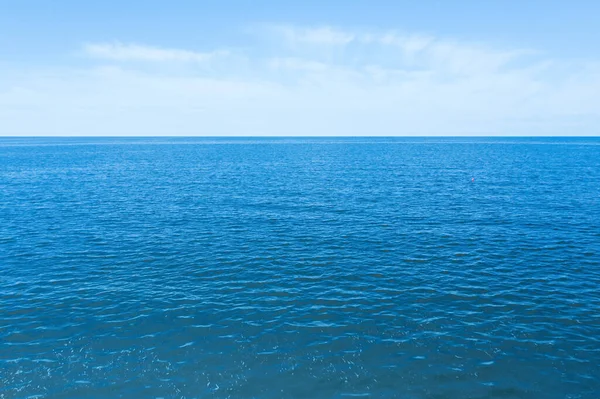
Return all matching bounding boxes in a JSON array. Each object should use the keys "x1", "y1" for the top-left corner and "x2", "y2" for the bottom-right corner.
[{"x1": 1, "y1": 137, "x2": 599, "y2": 399}]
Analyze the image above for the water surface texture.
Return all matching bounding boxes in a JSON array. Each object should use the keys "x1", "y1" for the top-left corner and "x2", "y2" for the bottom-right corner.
[{"x1": 1, "y1": 137, "x2": 600, "y2": 398}]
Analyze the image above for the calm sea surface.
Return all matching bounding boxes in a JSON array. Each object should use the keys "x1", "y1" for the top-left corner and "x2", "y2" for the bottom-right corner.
[{"x1": 1, "y1": 137, "x2": 599, "y2": 399}]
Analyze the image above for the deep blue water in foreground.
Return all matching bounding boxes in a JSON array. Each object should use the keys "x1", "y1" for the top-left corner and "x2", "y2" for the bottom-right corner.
[{"x1": 1, "y1": 137, "x2": 600, "y2": 399}]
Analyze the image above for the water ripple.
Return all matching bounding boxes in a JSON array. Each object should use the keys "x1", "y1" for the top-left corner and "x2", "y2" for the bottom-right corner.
[{"x1": 1, "y1": 137, "x2": 600, "y2": 398}]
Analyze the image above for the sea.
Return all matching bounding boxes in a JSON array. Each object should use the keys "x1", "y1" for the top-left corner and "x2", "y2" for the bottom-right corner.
[{"x1": 1, "y1": 137, "x2": 599, "y2": 399}]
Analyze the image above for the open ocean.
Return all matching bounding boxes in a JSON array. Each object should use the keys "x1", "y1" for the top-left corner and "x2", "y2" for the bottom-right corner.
[{"x1": 1, "y1": 137, "x2": 599, "y2": 399}]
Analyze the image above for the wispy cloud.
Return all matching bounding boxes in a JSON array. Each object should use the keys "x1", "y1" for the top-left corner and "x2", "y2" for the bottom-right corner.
[
  {"x1": 1, "y1": 25, "x2": 599, "y2": 136},
  {"x1": 269, "y1": 25, "x2": 531, "y2": 75},
  {"x1": 273, "y1": 26, "x2": 356, "y2": 45},
  {"x1": 267, "y1": 57, "x2": 330, "y2": 72},
  {"x1": 84, "y1": 42, "x2": 229, "y2": 63}
]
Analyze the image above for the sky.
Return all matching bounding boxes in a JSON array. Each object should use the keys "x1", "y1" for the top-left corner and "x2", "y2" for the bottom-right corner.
[{"x1": 1, "y1": 0, "x2": 599, "y2": 136}]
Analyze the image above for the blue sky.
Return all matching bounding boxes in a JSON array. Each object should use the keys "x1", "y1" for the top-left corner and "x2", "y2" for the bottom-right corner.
[{"x1": 1, "y1": 0, "x2": 599, "y2": 136}]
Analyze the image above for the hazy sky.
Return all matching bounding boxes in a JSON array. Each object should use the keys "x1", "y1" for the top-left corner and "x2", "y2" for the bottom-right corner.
[{"x1": 1, "y1": 0, "x2": 599, "y2": 136}]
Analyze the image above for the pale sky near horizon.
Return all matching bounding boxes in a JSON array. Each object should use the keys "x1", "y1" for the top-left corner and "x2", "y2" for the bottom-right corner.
[{"x1": 1, "y1": 0, "x2": 599, "y2": 136}]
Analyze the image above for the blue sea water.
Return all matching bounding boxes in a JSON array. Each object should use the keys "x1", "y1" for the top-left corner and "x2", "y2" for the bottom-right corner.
[{"x1": 1, "y1": 137, "x2": 599, "y2": 399}]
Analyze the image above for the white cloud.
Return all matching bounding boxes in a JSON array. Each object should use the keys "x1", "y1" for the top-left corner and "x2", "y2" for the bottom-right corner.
[
  {"x1": 267, "y1": 58, "x2": 330, "y2": 72},
  {"x1": 1, "y1": 26, "x2": 599, "y2": 136},
  {"x1": 274, "y1": 26, "x2": 355, "y2": 45},
  {"x1": 84, "y1": 42, "x2": 229, "y2": 63},
  {"x1": 271, "y1": 26, "x2": 532, "y2": 75}
]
